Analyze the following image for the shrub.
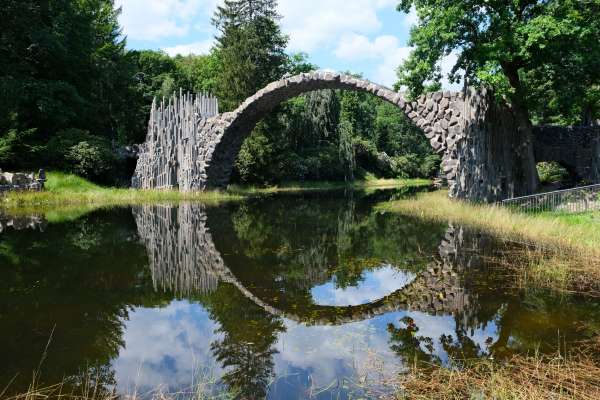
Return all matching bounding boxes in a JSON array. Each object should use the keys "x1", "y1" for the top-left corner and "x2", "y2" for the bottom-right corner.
[
  {"x1": 66, "y1": 141, "x2": 114, "y2": 179},
  {"x1": 46, "y1": 129, "x2": 116, "y2": 181},
  {"x1": 537, "y1": 161, "x2": 569, "y2": 184}
]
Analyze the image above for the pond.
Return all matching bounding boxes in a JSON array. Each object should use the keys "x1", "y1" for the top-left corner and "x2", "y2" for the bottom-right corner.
[{"x1": 1, "y1": 188, "x2": 599, "y2": 399}]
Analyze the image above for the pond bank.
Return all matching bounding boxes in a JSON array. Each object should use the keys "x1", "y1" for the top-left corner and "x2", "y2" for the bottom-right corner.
[
  {"x1": 393, "y1": 341, "x2": 600, "y2": 400},
  {"x1": 0, "y1": 172, "x2": 431, "y2": 210},
  {"x1": 377, "y1": 190, "x2": 600, "y2": 259}
]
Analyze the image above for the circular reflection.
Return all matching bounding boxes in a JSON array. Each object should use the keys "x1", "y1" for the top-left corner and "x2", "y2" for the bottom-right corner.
[{"x1": 310, "y1": 264, "x2": 417, "y2": 306}]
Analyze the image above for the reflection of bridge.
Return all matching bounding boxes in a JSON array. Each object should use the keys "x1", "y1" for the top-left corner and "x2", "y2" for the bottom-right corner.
[{"x1": 133, "y1": 204, "x2": 474, "y2": 325}]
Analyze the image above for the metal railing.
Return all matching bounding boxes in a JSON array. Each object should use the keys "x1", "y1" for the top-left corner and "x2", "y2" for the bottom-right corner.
[{"x1": 501, "y1": 184, "x2": 600, "y2": 213}]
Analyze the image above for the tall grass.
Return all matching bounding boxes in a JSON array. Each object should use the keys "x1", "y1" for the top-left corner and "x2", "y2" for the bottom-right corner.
[
  {"x1": 377, "y1": 190, "x2": 600, "y2": 260},
  {"x1": 228, "y1": 176, "x2": 432, "y2": 194}
]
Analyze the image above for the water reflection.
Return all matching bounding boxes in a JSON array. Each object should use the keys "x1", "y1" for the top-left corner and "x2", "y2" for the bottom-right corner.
[{"x1": 1, "y1": 190, "x2": 600, "y2": 399}]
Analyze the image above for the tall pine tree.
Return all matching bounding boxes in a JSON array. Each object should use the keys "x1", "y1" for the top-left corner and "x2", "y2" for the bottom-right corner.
[{"x1": 212, "y1": 0, "x2": 288, "y2": 111}]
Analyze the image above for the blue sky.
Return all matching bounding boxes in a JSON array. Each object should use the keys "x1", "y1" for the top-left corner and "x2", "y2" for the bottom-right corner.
[{"x1": 115, "y1": 0, "x2": 457, "y2": 88}]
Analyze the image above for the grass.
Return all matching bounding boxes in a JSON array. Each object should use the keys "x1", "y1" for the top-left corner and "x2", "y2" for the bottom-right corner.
[
  {"x1": 0, "y1": 172, "x2": 430, "y2": 211},
  {"x1": 228, "y1": 175, "x2": 431, "y2": 194},
  {"x1": 395, "y1": 349, "x2": 600, "y2": 400},
  {"x1": 0, "y1": 172, "x2": 243, "y2": 209},
  {"x1": 377, "y1": 190, "x2": 600, "y2": 260}
]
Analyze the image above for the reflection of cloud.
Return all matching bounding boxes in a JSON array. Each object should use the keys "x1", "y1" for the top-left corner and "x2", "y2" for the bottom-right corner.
[
  {"x1": 403, "y1": 311, "x2": 499, "y2": 363},
  {"x1": 112, "y1": 301, "x2": 224, "y2": 393},
  {"x1": 311, "y1": 265, "x2": 416, "y2": 306},
  {"x1": 274, "y1": 315, "x2": 404, "y2": 389}
]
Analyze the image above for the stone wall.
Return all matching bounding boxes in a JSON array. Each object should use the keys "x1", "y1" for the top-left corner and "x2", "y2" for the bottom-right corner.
[
  {"x1": 0, "y1": 214, "x2": 47, "y2": 233},
  {"x1": 533, "y1": 125, "x2": 600, "y2": 184},
  {"x1": 0, "y1": 170, "x2": 46, "y2": 192},
  {"x1": 451, "y1": 89, "x2": 538, "y2": 201},
  {"x1": 133, "y1": 71, "x2": 539, "y2": 202}
]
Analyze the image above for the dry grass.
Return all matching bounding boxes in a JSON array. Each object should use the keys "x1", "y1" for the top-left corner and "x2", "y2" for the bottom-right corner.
[
  {"x1": 2, "y1": 375, "x2": 236, "y2": 400},
  {"x1": 395, "y1": 351, "x2": 600, "y2": 400},
  {"x1": 377, "y1": 190, "x2": 600, "y2": 260},
  {"x1": 473, "y1": 246, "x2": 600, "y2": 296}
]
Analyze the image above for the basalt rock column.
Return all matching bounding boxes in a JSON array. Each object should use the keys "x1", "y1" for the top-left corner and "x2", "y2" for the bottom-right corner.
[{"x1": 132, "y1": 92, "x2": 219, "y2": 191}]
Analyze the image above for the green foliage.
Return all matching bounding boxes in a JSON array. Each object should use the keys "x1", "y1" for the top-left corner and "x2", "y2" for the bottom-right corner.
[
  {"x1": 212, "y1": 0, "x2": 289, "y2": 111},
  {"x1": 396, "y1": 0, "x2": 600, "y2": 125},
  {"x1": 536, "y1": 162, "x2": 569, "y2": 185},
  {"x1": 46, "y1": 129, "x2": 116, "y2": 181},
  {"x1": 0, "y1": 128, "x2": 41, "y2": 167}
]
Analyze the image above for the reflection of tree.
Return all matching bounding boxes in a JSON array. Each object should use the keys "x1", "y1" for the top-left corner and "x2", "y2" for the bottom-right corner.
[
  {"x1": 0, "y1": 208, "x2": 160, "y2": 396},
  {"x1": 219, "y1": 191, "x2": 448, "y2": 312},
  {"x1": 202, "y1": 285, "x2": 285, "y2": 399},
  {"x1": 387, "y1": 317, "x2": 440, "y2": 366}
]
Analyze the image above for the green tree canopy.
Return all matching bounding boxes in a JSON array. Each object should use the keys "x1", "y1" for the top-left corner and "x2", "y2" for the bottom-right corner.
[
  {"x1": 212, "y1": 0, "x2": 289, "y2": 110},
  {"x1": 396, "y1": 0, "x2": 600, "y2": 125}
]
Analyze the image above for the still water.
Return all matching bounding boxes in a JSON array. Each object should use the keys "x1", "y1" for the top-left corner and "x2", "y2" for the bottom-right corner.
[{"x1": 1, "y1": 189, "x2": 599, "y2": 399}]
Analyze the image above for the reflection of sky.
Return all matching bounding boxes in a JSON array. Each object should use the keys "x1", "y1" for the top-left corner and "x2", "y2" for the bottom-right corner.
[
  {"x1": 310, "y1": 264, "x2": 417, "y2": 306},
  {"x1": 112, "y1": 301, "x2": 224, "y2": 395},
  {"x1": 112, "y1": 300, "x2": 501, "y2": 398}
]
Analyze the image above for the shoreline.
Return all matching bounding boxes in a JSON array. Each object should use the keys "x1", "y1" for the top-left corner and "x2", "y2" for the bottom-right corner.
[
  {"x1": 377, "y1": 190, "x2": 600, "y2": 262},
  {"x1": 0, "y1": 172, "x2": 431, "y2": 211}
]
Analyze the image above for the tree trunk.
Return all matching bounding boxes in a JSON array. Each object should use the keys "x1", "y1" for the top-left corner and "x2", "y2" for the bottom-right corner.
[{"x1": 501, "y1": 62, "x2": 539, "y2": 196}]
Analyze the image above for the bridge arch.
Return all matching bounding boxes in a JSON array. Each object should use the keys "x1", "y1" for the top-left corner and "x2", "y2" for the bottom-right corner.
[
  {"x1": 134, "y1": 70, "x2": 541, "y2": 202},
  {"x1": 202, "y1": 71, "x2": 466, "y2": 188}
]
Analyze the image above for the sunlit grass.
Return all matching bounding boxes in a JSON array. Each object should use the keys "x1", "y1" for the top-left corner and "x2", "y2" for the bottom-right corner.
[
  {"x1": 1, "y1": 172, "x2": 242, "y2": 209},
  {"x1": 377, "y1": 190, "x2": 600, "y2": 259},
  {"x1": 1, "y1": 172, "x2": 430, "y2": 211},
  {"x1": 228, "y1": 176, "x2": 432, "y2": 194},
  {"x1": 395, "y1": 350, "x2": 600, "y2": 400}
]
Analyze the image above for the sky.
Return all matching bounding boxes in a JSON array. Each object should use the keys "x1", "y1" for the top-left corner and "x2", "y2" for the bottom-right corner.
[{"x1": 114, "y1": 0, "x2": 457, "y2": 89}]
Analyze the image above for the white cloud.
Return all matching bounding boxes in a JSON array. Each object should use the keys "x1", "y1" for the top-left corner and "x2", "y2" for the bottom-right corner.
[
  {"x1": 278, "y1": 0, "x2": 398, "y2": 53},
  {"x1": 440, "y1": 51, "x2": 463, "y2": 90},
  {"x1": 115, "y1": 0, "x2": 220, "y2": 41},
  {"x1": 334, "y1": 34, "x2": 412, "y2": 87},
  {"x1": 163, "y1": 40, "x2": 215, "y2": 56}
]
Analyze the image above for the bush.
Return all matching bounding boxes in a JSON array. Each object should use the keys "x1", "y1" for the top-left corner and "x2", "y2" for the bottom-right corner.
[
  {"x1": 46, "y1": 129, "x2": 116, "y2": 181},
  {"x1": 537, "y1": 161, "x2": 569, "y2": 184},
  {"x1": 392, "y1": 153, "x2": 441, "y2": 179},
  {"x1": 0, "y1": 128, "x2": 41, "y2": 168}
]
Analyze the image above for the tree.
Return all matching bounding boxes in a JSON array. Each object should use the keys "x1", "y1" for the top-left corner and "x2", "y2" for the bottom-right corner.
[
  {"x1": 212, "y1": 0, "x2": 288, "y2": 111},
  {"x1": 0, "y1": 0, "x2": 136, "y2": 171},
  {"x1": 396, "y1": 0, "x2": 600, "y2": 126}
]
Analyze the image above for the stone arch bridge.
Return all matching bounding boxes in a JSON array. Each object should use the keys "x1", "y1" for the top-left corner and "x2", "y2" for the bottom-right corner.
[{"x1": 133, "y1": 71, "x2": 544, "y2": 202}]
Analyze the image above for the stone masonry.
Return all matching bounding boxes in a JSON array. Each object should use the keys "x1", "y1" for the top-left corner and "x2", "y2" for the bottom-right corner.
[{"x1": 133, "y1": 71, "x2": 540, "y2": 202}]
